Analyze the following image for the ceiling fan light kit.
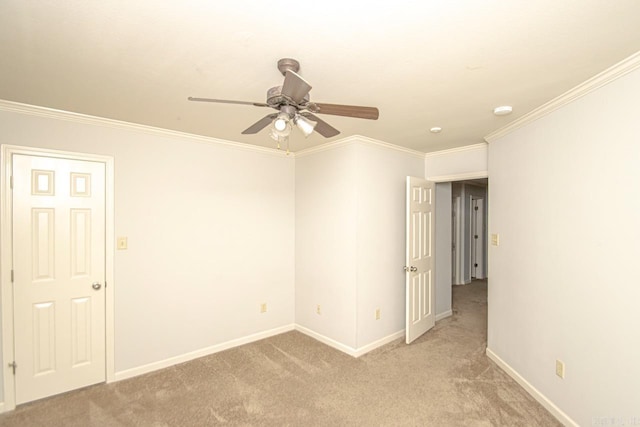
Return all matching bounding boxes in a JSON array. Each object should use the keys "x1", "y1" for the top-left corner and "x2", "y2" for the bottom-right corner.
[
  {"x1": 189, "y1": 58, "x2": 379, "y2": 149},
  {"x1": 294, "y1": 114, "x2": 317, "y2": 137},
  {"x1": 273, "y1": 113, "x2": 291, "y2": 132}
]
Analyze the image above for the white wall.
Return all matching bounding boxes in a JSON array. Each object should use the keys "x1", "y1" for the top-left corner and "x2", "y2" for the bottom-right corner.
[
  {"x1": 487, "y1": 66, "x2": 640, "y2": 426},
  {"x1": 355, "y1": 142, "x2": 424, "y2": 348},
  {"x1": 0, "y1": 106, "x2": 295, "y2": 402},
  {"x1": 425, "y1": 143, "x2": 488, "y2": 181},
  {"x1": 295, "y1": 143, "x2": 359, "y2": 348},
  {"x1": 295, "y1": 138, "x2": 424, "y2": 352}
]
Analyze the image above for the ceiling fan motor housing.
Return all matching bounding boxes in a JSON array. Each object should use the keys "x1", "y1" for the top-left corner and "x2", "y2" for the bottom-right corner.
[{"x1": 267, "y1": 86, "x2": 309, "y2": 108}]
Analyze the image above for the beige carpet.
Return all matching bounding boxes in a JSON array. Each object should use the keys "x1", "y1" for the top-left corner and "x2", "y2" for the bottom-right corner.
[{"x1": 0, "y1": 280, "x2": 560, "y2": 426}]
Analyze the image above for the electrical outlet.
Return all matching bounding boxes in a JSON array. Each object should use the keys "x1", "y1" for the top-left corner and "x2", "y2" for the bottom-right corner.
[
  {"x1": 556, "y1": 359, "x2": 565, "y2": 379},
  {"x1": 260, "y1": 303, "x2": 267, "y2": 313},
  {"x1": 316, "y1": 305, "x2": 321, "y2": 315},
  {"x1": 375, "y1": 308, "x2": 381, "y2": 320}
]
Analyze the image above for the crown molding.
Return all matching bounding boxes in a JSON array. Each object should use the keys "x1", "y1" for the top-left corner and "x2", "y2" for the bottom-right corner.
[
  {"x1": 424, "y1": 142, "x2": 488, "y2": 158},
  {"x1": 485, "y1": 50, "x2": 640, "y2": 143},
  {"x1": 0, "y1": 100, "x2": 290, "y2": 158},
  {"x1": 295, "y1": 134, "x2": 426, "y2": 159},
  {"x1": 356, "y1": 135, "x2": 427, "y2": 158},
  {"x1": 293, "y1": 136, "x2": 359, "y2": 157}
]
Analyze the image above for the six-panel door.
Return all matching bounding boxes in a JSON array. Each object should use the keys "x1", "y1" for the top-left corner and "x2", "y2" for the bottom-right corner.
[
  {"x1": 406, "y1": 176, "x2": 435, "y2": 344},
  {"x1": 12, "y1": 154, "x2": 106, "y2": 404}
]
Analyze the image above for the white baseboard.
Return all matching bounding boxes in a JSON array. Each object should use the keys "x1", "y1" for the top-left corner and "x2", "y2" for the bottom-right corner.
[
  {"x1": 116, "y1": 323, "x2": 399, "y2": 383},
  {"x1": 2, "y1": 323, "x2": 411, "y2": 411},
  {"x1": 486, "y1": 348, "x2": 578, "y2": 427},
  {"x1": 295, "y1": 325, "x2": 358, "y2": 356},
  {"x1": 114, "y1": 323, "x2": 403, "y2": 383},
  {"x1": 352, "y1": 330, "x2": 405, "y2": 357},
  {"x1": 113, "y1": 324, "x2": 295, "y2": 382},
  {"x1": 436, "y1": 310, "x2": 453, "y2": 321},
  {"x1": 295, "y1": 325, "x2": 404, "y2": 358}
]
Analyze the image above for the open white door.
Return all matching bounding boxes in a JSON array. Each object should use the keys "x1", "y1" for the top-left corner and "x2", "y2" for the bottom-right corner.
[{"x1": 405, "y1": 176, "x2": 435, "y2": 344}]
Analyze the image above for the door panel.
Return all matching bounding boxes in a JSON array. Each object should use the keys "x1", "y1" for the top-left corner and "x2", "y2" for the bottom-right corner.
[
  {"x1": 70, "y1": 209, "x2": 92, "y2": 277},
  {"x1": 406, "y1": 176, "x2": 435, "y2": 344},
  {"x1": 71, "y1": 297, "x2": 93, "y2": 366},
  {"x1": 33, "y1": 301, "x2": 56, "y2": 375},
  {"x1": 13, "y1": 154, "x2": 106, "y2": 404},
  {"x1": 32, "y1": 208, "x2": 55, "y2": 280}
]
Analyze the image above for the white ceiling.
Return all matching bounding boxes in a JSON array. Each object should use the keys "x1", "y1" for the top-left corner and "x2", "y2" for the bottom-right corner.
[{"x1": 2, "y1": 1, "x2": 640, "y2": 153}]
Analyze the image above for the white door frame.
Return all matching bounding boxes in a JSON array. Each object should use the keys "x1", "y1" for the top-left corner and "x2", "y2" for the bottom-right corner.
[
  {"x1": 452, "y1": 195, "x2": 462, "y2": 285},
  {"x1": 1, "y1": 145, "x2": 115, "y2": 412}
]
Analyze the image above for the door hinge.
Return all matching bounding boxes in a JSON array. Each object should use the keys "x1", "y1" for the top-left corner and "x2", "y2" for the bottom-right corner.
[
  {"x1": 10, "y1": 176, "x2": 13, "y2": 189},
  {"x1": 8, "y1": 361, "x2": 17, "y2": 375},
  {"x1": 11, "y1": 269, "x2": 14, "y2": 283}
]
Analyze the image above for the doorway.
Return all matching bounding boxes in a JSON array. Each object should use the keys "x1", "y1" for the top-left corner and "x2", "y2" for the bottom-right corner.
[
  {"x1": 433, "y1": 178, "x2": 488, "y2": 324},
  {"x1": 1, "y1": 145, "x2": 115, "y2": 410},
  {"x1": 451, "y1": 181, "x2": 487, "y2": 285}
]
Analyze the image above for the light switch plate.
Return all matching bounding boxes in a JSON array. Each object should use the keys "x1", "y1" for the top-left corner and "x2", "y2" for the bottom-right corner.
[
  {"x1": 491, "y1": 233, "x2": 500, "y2": 246},
  {"x1": 117, "y1": 237, "x2": 128, "y2": 250}
]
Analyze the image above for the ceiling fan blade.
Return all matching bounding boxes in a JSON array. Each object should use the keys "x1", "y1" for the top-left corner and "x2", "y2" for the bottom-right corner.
[
  {"x1": 241, "y1": 114, "x2": 278, "y2": 134},
  {"x1": 301, "y1": 113, "x2": 340, "y2": 138},
  {"x1": 312, "y1": 103, "x2": 379, "y2": 120},
  {"x1": 188, "y1": 97, "x2": 269, "y2": 108},
  {"x1": 281, "y1": 71, "x2": 312, "y2": 104}
]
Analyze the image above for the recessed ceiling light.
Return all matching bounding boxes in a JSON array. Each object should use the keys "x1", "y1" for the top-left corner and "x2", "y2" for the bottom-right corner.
[
  {"x1": 430, "y1": 127, "x2": 442, "y2": 133},
  {"x1": 493, "y1": 106, "x2": 513, "y2": 116}
]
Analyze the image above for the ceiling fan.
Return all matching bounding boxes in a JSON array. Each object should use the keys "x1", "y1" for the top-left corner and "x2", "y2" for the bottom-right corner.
[{"x1": 188, "y1": 58, "x2": 379, "y2": 149}]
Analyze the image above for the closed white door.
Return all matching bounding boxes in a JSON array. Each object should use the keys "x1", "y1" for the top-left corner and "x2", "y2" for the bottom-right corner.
[
  {"x1": 405, "y1": 176, "x2": 435, "y2": 344},
  {"x1": 12, "y1": 154, "x2": 106, "y2": 404},
  {"x1": 471, "y1": 198, "x2": 485, "y2": 279}
]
